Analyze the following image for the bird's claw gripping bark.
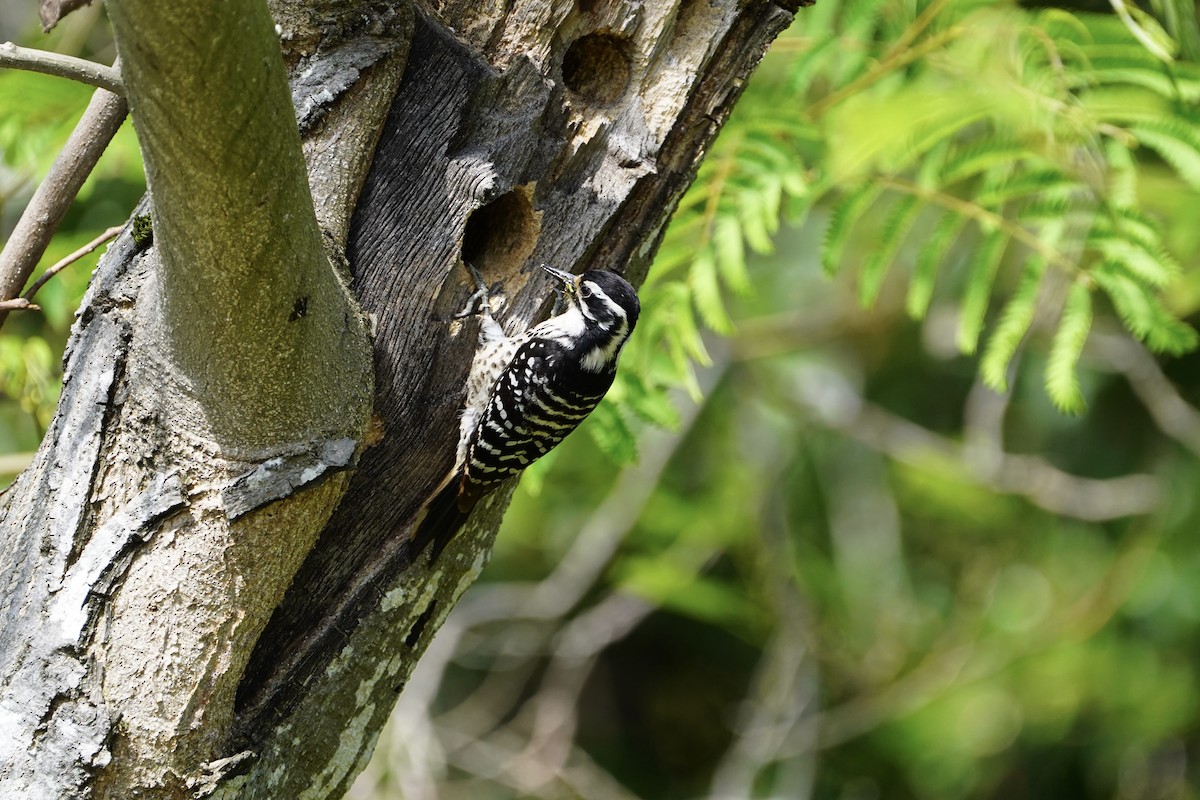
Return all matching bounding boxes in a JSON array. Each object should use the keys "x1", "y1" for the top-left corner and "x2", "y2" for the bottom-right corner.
[{"x1": 453, "y1": 262, "x2": 492, "y2": 320}]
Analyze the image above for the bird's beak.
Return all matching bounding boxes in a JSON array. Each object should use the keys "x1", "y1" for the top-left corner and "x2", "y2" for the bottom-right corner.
[{"x1": 540, "y1": 264, "x2": 580, "y2": 298}]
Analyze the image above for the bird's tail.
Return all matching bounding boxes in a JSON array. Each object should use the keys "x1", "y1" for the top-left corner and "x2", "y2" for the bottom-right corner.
[{"x1": 409, "y1": 474, "x2": 471, "y2": 563}]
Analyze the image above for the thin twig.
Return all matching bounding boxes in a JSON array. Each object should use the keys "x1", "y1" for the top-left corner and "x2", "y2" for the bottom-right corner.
[
  {"x1": 507, "y1": 593, "x2": 656, "y2": 792},
  {"x1": 709, "y1": 495, "x2": 816, "y2": 800},
  {"x1": 1090, "y1": 329, "x2": 1200, "y2": 456},
  {"x1": 0, "y1": 82, "x2": 126, "y2": 333},
  {"x1": 789, "y1": 531, "x2": 1156, "y2": 753},
  {"x1": 883, "y1": 0, "x2": 958, "y2": 65},
  {"x1": 700, "y1": 131, "x2": 743, "y2": 245},
  {"x1": 0, "y1": 42, "x2": 124, "y2": 95},
  {"x1": 22, "y1": 225, "x2": 123, "y2": 302},
  {"x1": 0, "y1": 298, "x2": 40, "y2": 312}
]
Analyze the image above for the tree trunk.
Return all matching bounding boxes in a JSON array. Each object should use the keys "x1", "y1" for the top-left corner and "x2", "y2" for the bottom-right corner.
[{"x1": 0, "y1": 0, "x2": 800, "y2": 797}]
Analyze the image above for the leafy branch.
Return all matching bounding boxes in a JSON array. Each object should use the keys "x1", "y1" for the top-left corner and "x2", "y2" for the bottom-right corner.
[{"x1": 630, "y1": 0, "x2": 1200, "y2": 421}]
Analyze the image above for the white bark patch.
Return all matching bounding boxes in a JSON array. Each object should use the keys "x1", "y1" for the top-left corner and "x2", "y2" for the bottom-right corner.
[
  {"x1": 221, "y1": 437, "x2": 358, "y2": 520},
  {"x1": 49, "y1": 471, "x2": 186, "y2": 642},
  {"x1": 290, "y1": 39, "x2": 398, "y2": 131},
  {"x1": 0, "y1": 311, "x2": 139, "y2": 797}
]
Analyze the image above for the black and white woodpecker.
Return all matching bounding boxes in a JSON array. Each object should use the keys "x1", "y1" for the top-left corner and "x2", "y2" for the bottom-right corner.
[{"x1": 411, "y1": 262, "x2": 640, "y2": 560}]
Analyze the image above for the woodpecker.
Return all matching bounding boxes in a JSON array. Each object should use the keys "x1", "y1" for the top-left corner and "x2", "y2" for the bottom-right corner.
[{"x1": 411, "y1": 262, "x2": 640, "y2": 561}]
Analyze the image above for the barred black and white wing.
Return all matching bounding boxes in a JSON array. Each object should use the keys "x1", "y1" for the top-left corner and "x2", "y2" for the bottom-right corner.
[
  {"x1": 411, "y1": 266, "x2": 638, "y2": 562},
  {"x1": 460, "y1": 337, "x2": 610, "y2": 505}
]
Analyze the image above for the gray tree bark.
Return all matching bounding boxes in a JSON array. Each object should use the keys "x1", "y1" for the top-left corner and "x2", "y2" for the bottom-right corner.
[{"x1": 0, "y1": 0, "x2": 801, "y2": 797}]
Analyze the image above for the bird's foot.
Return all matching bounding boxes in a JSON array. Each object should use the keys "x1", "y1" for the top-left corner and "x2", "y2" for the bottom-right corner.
[{"x1": 452, "y1": 262, "x2": 492, "y2": 320}]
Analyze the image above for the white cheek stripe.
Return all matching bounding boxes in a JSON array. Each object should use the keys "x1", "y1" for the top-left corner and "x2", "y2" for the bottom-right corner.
[{"x1": 582, "y1": 318, "x2": 629, "y2": 372}]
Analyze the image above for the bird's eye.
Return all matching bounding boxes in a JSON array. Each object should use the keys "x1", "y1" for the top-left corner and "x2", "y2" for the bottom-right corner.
[{"x1": 580, "y1": 284, "x2": 593, "y2": 298}]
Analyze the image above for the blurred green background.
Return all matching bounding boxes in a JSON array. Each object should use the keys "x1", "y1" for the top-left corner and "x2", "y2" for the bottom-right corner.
[{"x1": 6, "y1": 0, "x2": 1200, "y2": 798}]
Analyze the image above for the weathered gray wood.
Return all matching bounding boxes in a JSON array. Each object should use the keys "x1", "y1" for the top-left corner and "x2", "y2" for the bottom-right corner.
[
  {"x1": 0, "y1": 4, "x2": 398, "y2": 794},
  {"x1": 0, "y1": 222, "x2": 153, "y2": 797},
  {"x1": 0, "y1": 0, "x2": 799, "y2": 797},
  {"x1": 231, "y1": 1, "x2": 798, "y2": 795}
]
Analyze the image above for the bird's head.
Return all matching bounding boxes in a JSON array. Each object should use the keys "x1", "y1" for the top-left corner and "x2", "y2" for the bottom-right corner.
[{"x1": 541, "y1": 265, "x2": 640, "y2": 372}]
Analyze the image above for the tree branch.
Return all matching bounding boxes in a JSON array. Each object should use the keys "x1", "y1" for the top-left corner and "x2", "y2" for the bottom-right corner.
[
  {"x1": 224, "y1": 5, "x2": 800, "y2": 793},
  {"x1": 789, "y1": 360, "x2": 1163, "y2": 521},
  {"x1": 0, "y1": 42, "x2": 124, "y2": 94},
  {"x1": 1090, "y1": 328, "x2": 1200, "y2": 456},
  {"x1": 105, "y1": 0, "x2": 372, "y2": 451},
  {"x1": 38, "y1": 0, "x2": 94, "y2": 32},
  {"x1": 21, "y1": 225, "x2": 123, "y2": 302},
  {"x1": 0, "y1": 86, "x2": 126, "y2": 332}
]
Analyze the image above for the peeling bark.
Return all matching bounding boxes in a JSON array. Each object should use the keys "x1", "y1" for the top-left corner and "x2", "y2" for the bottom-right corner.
[{"x1": 0, "y1": 0, "x2": 797, "y2": 797}]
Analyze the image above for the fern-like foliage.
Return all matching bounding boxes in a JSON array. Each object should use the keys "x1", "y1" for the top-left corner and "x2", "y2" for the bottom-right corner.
[
  {"x1": 628, "y1": 0, "x2": 1200, "y2": 425},
  {"x1": 811, "y1": 2, "x2": 1200, "y2": 409},
  {"x1": 589, "y1": 0, "x2": 1200, "y2": 460}
]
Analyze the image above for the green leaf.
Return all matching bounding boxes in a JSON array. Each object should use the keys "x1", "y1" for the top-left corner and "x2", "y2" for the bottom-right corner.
[
  {"x1": 1087, "y1": 57, "x2": 1191, "y2": 99},
  {"x1": 908, "y1": 211, "x2": 966, "y2": 319},
  {"x1": 586, "y1": 402, "x2": 638, "y2": 465},
  {"x1": 1092, "y1": 265, "x2": 1198, "y2": 354},
  {"x1": 713, "y1": 216, "x2": 752, "y2": 295},
  {"x1": 829, "y1": 0, "x2": 890, "y2": 86},
  {"x1": 838, "y1": 0, "x2": 890, "y2": 34},
  {"x1": 618, "y1": 372, "x2": 683, "y2": 430},
  {"x1": 859, "y1": 195, "x2": 921, "y2": 308},
  {"x1": 976, "y1": 170, "x2": 1079, "y2": 209},
  {"x1": 823, "y1": 182, "x2": 884, "y2": 276},
  {"x1": 939, "y1": 140, "x2": 1034, "y2": 187},
  {"x1": 1088, "y1": 233, "x2": 1178, "y2": 287},
  {"x1": 1142, "y1": 306, "x2": 1198, "y2": 354},
  {"x1": 1017, "y1": 194, "x2": 1090, "y2": 225},
  {"x1": 0, "y1": 72, "x2": 92, "y2": 172},
  {"x1": 957, "y1": 229, "x2": 1009, "y2": 355},
  {"x1": 1113, "y1": 2, "x2": 1178, "y2": 62},
  {"x1": 0, "y1": 336, "x2": 60, "y2": 428},
  {"x1": 665, "y1": 282, "x2": 712, "y2": 367},
  {"x1": 1131, "y1": 121, "x2": 1200, "y2": 188},
  {"x1": 980, "y1": 256, "x2": 1047, "y2": 392},
  {"x1": 830, "y1": 89, "x2": 992, "y2": 181},
  {"x1": 887, "y1": 108, "x2": 999, "y2": 176},
  {"x1": 1107, "y1": 207, "x2": 1164, "y2": 248},
  {"x1": 690, "y1": 247, "x2": 734, "y2": 334},
  {"x1": 1084, "y1": 85, "x2": 1174, "y2": 124},
  {"x1": 737, "y1": 190, "x2": 778, "y2": 258},
  {"x1": 784, "y1": 31, "x2": 842, "y2": 92},
  {"x1": 916, "y1": 138, "x2": 952, "y2": 188},
  {"x1": 1037, "y1": 7, "x2": 1092, "y2": 44},
  {"x1": 1045, "y1": 281, "x2": 1094, "y2": 413}
]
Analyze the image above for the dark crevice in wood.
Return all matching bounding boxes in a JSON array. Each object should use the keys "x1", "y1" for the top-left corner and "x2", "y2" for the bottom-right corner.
[
  {"x1": 461, "y1": 188, "x2": 541, "y2": 280},
  {"x1": 404, "y1": 599, "x2": 437, "y2": 648},
  {"x1": 561, "y1": 32, "x2": 632, "y2": 106}
]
